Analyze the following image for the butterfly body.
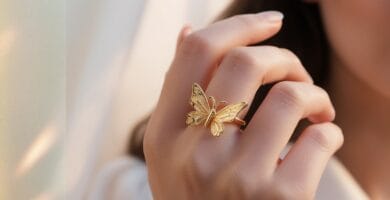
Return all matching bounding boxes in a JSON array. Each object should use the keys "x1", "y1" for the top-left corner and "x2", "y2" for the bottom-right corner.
[
  {"x1": 204, "y1": 107, "x2": 216, "y2": 127},
  {"x1": 186, "y1": 83, "x2": 248, "y2": 137}
]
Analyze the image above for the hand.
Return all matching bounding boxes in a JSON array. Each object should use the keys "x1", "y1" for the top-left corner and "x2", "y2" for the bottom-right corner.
[{"x1": 143, "y1": 11, "x2": 343, "y2": 200}]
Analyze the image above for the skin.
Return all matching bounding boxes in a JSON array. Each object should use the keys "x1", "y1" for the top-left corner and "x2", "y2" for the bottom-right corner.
[
  {"x1": 144, "y1": 0, "x2": 389, "y2": 199},
  {"x1": 318, "y1": 0, "x2": 390, "y2": 199},
  {"x1": 144, "y1": 11, "x2": 342, "y2": 200}
]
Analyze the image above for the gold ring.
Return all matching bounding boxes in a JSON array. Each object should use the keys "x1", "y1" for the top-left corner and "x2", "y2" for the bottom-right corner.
[{"x1": 185, "y1": 83, "x2": 248, "y2": 137}]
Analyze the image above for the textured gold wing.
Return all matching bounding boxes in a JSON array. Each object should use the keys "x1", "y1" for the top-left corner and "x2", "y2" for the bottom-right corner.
[
  {"x1": 186, "y1": 110, "x2": 208, "y2": 126},
  {"x1": 186, "y1": 83, "x2": 211, "y2": 126},
  {"x1": 210, "y1": 120, "x2": 224, "y2": 137},
  {"x1": 214, "y1": 102, "x2": 247, "y2": 122},
  {"x1": 210, "y1": 102, "x2": 247, "y2": 136}
]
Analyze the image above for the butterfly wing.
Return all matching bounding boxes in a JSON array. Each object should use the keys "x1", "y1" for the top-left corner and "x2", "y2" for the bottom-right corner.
[
  {"x1": 214, "y1": 102, "x2": 247, "y2": 122},
  {"x1": 210, "y1": 120, "x2": 224, "y2": 137},
  {"x1": 186, "y1": 110, "x2": 208, "y2": 126},
  {"x1": 186, "y1": 83, "x2": 210, "y2": 126},
  {"x1": 190, "y1": 83, "x2": 211, "y2": 114},
  {"x1": 211, "y1": 102, "x2": 247, "y2": 136}
]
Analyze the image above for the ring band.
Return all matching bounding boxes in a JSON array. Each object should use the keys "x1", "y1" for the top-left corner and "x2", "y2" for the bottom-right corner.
[
  {"x1": 233, "y1": 117, "x2": 246, "y2": 127},
  {"x1": 185, "y1": 83, "x2": 248, "y2": 137}
]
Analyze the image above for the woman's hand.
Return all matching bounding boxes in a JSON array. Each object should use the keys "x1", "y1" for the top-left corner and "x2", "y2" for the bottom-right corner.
[{"x1": 143, "y1": 11, "x2": 343, "y2": 200}]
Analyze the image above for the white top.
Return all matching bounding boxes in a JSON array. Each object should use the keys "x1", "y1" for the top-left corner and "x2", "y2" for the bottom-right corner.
[{"x1": 88, "y1": 155, "x2": 370, "y2": 200}]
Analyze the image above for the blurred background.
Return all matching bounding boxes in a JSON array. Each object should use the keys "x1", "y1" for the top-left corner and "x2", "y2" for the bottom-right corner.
[{"x1": 0, "y1": 0, "x2": 230, "y2": 199}]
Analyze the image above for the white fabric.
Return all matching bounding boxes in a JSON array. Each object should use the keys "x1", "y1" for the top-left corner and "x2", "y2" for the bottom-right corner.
[
  {"x1": 65, "y1": 0, "x2": 146, "y2": 198},
  {"x1": 66, "y1": 0, "x2": 230, "y2": 198},
  {"x1": 88, "y1": 157, "x2": 152, "y2": 200},
  {"x1": 89, "y1": 155, "x2": 370, "y2": 200},
  {"x1": 316, "y1": 157, "x2": 369, "y2": 200}
]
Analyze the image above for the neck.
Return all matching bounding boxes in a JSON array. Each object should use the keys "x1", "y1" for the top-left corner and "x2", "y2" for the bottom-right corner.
[{"x1": 327, "y1": 55, "x2": 390, "y2": 199}]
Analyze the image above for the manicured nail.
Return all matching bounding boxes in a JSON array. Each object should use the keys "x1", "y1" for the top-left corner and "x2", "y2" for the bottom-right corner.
[{"x1": 257, "y1": 11, "x2": 284, "y2": 22}]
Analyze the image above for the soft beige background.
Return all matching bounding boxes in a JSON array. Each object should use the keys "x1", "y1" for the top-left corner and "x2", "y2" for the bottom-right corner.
[
  {"x1": 1, "y1": 0, "x2": 230, "y2": 199},
  {"x1": 0, "y1": 0, "x2": 65, "y2": 199},
  {"x1": 66, "y1": 0, "x2": 231, "y2": 199}
]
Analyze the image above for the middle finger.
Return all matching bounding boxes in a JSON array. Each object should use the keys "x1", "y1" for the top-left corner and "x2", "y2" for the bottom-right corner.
[{"x1": 182, "y1": 46, "x2": 313, "y2": 177}]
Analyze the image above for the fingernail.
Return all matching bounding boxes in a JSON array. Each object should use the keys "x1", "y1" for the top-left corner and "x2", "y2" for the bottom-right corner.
[{"x1": 257, "y1": 11, "x2": 284, "y2": 22}]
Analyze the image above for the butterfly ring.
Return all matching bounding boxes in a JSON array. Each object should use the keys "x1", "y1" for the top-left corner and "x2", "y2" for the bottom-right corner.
[{"x1": 185, "y1": 83, "x2": 248, "y2": 137}]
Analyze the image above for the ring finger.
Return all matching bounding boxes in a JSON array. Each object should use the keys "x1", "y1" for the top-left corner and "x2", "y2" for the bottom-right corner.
[{"x1": 183, "y1": 46, "x2": 313, "y2": 176}]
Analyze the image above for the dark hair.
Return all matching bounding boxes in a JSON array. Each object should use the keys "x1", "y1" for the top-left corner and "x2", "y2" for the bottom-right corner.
[{"x1": 128, "y1": 0, "x2": 330, "y2": 161}]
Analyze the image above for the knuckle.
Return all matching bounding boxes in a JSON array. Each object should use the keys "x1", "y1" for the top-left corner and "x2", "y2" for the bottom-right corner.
[
  {"x1": 313, "y1": 85, "x2": 335, "y2": 111},
  {"x1": 315, "y1": 85, "x2": 332, "y2": 100},
  {"x1": 305, "y1": 123, "x2": 344, "y2": 152},
  {"x1": 260, "y1": 45, "x2": 282, "y2": 55},
  {"x1": 315, "y1": 86, "x2": 336, "y2": 119},
  {"x1": 180, "y1": 32, "x2": 216, "y2": 57},
  {"x1": 270, "y1": 81, "x2": 305, "y2": 112},
  {"x1": 223, "y1": 48, "x2": 260, "y2": 74},
  {"x1": 179, "y1": 150, "x2": 210, "y2": 184},
  {"x1": 327, "y1": 123, "x2": 345, "y2": 149},
  {"x1": 255, "y1": 46, "x2": 284, "y2": 62},
  {"x1": 306, "y1": 127, "x2": 332, "y2": 153},
  {"x1": 219, "y1": 165, "x2": 271, "y2": 199},
  {"x1": 279, "y1": 48, "x2": 302, "y2": 66}
]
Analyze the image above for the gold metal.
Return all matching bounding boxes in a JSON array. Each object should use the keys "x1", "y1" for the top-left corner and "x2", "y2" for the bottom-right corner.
[{"x1": 185, "y1": 83, "x2": 248, "y2": 137}]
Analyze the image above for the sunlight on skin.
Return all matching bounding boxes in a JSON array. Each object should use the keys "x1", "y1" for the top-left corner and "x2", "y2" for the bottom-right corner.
[{"x1": 14, "y1": 122, "x2": 58, "y2": 178}]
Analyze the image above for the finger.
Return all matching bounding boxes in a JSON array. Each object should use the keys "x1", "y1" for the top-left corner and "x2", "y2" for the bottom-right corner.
[
  {"x1": 237, "y1": 81, "x2": 335, "y2": 171},
  {"x1": 175, "y1": 24, "x2": 192, "y2": 53},
  {"x1": 205, "y1": 46, "x2": 313, "y2": 120},
  {"x1": 274, "y1": 122, "x2": 344, "y2": 198},
  {"x1": 189, "y1": 46, "x2": 313, "y2": 170},
  {"x1": 158, "y1": 11, "x2": 284, "y2": 130},
  {"x1": 188, "y1": 46, "x2": 313, "y2": 159}
]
